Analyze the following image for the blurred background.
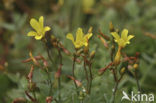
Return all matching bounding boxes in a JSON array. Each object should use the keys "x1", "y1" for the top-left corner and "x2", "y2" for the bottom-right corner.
[{"x1": 0, "y1": 0, "x2": 156, "y2": 102}]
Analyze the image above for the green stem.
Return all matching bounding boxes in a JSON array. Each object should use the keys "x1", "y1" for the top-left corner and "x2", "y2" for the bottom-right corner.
[
  {"x1": 134, "y1": 69, "x2": 141, "y2": 92},
  {"x1": 46, "y1": 48, "x2": 54, "y2": 64},
  {"x1": 46, "y1": 71, "x2": 53, "y2": 96},
  {"x1": 111, "y1": 67, "x2": 118, "y2": 103},
  {"x1": 111, "y1": 67, "x2": 125, "y2": 103},
  {"x1": 58, "y1": 48, "x2": 62, "y2": 103},
  {"x1": 111, "y1": 81, "x2": 119, "y2": 103},
  {"x1": 72, "y1": 54, "x2": 78, "y2": 95},
  {"x1": 43, "y1": 40, "x2": 54, "y2": 65},
  {"x1": 83, "y1": 57, "x2": 89, "y2": 93},
  {"x1": 112, "y1": 68, "x2": 117, "y2": 82},
  {"x1": 88, "y1": 62, "x2": 93, "y2": 94}
]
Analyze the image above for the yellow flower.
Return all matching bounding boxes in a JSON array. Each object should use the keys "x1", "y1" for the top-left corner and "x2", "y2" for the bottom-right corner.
[
  {"x1": 82, "y1": 0, "x2": 95, "y2": 12},
  {"x1": 66, "y1": 28, "x2": 93, "y2": 49},
  {"x1": 27, "y1": 16, "x2": 51, "y2": 40},
  {"x1": 111, "y1": 29, "x2": 134, "y2": 48},
  {"x1": 58, "y1": 0, "x2": 64, "y2": 6}
]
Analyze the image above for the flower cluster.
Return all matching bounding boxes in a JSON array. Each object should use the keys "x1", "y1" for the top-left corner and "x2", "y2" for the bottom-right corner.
[{"x1": 26, "y1": 16, "x2": 136, "y2": 103}]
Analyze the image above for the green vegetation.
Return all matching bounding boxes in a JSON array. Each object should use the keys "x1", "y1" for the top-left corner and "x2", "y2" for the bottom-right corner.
[{"x1": 0, "y1": 0, "x2": 156, "y2": 103}]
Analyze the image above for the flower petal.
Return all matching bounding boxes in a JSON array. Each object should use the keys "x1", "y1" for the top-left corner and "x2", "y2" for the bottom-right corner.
[
  {"x1": 83, "y1": 33, "x2": 93, "y2": 46},
  {"x1": 27, "y1": 31, "x2": 37, "y2": 36},
  {"x1": 44, "y1": 26, "x2": 51, "y2": 32},
  {"x1": 84, "y1": 33, "x2": 93, "y2": 40},
  {"x1": 127, "y1": 35, "x2": 134, "y2": 41},
  {"x1": 39, "y1": 16, "x2": 44, "y2": 27},
  {"x1": 76, "y1": 28, "x2": 84, "y2": 42},
  {"x1": 66, "y1": 33, "x2": 74, "y2": 43},
  {"x1": 84, "y1": 42, "x2": 88, "y2": 47},
  {"x1": 111, "y1": 32, "x2": 120, "y2": 42},
  {"x1": 30, "y1": 18, "x2": 40, "y2": 31},
  {"x1": 121, "y1": 29, "x2": 128, "y2": 41},
  {"x1": 35, "y1": 35, "x2": 43, "y2": 40}
]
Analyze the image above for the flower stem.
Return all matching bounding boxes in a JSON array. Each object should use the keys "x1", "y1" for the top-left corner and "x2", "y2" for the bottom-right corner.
[
  {"x1": 58, "y1": 48, "x2": 62, "y2": 103},
  {"x1": 88, "y1": 62, "x2": 93, "y2": 94},
  {"x1": 111, "y1": 81, "x2": 119, "y2": 103},
  {"x1": 83, "y1": 57, "x2": 89, "y2": 93},
  {"x1": 111, "y1": 67, "x2": 118, "y2": 103},
  {"x1": 111, "y1": 65, "x2": 119, "y2": 103},
  {"x1": 46, "y1": 71, "x2": 53, "y2": 96},
  {"x1": 44, "y1": 40, "x2": 54, "y2": 65},
  {"x1": 72, "y1": 54, "x2": 78, "y2": 95},
  {"x1": 134, "y1": 69, "x2": 141, "y2": 92},
  {"x1": 111, "y1": 67, "x2": 125, "y2": 103}
]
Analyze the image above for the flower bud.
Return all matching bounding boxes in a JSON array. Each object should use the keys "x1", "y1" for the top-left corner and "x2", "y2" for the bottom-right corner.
[
  {"x1": 0, "y1": 65, "x2": 4, "y2": 71},
  {"x1": 90, "y1": 50, "x2": 95, "y2": 59},
  {"x1": 51, "y1": 35, "x2": 57, "y2": 42},
  {"x1": 114, "y1": 47, "x2": 121, "y2": 66},
  {"x1": 120, "y1": 67, "x2": 125, "y2": 74},
  {"x1": 46, "y1": 96, "x2": 53, "y2": 103},
  {"x1": 109, "y1": 22, "x2": 115, "y2": 32},
  {"x1": 133, "y1": 63, "x2": 138, "y2": 69},
  {"x1": 43, "y1": 60, "x2": 48, "y2": 68},
  {"x1": 88, "y1": 26, "x2": 93, "y2": 33}
]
